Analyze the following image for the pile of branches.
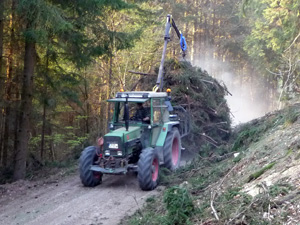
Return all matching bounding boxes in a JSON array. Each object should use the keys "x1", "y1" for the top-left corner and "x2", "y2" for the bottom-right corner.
[{"x1": 140, "y1": 59, "x2": 232, "y2": 152}]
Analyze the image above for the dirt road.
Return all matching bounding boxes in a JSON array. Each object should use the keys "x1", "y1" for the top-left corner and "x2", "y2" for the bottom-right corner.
[{"x1": 0, "y1": 173, "x2": 160, "y2": 225}]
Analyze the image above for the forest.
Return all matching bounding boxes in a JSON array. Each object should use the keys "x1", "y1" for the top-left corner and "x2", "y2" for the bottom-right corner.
[{"x1": 0, "y1": 0, "x2": 300, "y2": 182}]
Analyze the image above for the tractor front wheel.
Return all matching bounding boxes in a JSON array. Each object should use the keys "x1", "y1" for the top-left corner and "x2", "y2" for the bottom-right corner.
[
  {"x1": 138, "y1": 147, "x2": 160, "y2": 191},
  {"x1": 79, "y1": 146, "x2": 102, "y2": 187},
  {"x1": 163, "y1": 127, "x2": 182, "y2": 171}
]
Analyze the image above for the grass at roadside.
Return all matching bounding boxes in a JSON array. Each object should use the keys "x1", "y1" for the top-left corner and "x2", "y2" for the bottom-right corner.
[{"x1": 123, "y1": 104, "x2": 300, "y2": 225}]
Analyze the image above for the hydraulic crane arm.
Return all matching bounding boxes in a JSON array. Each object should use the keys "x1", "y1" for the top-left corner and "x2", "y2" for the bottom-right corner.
[{"x1": 155, "y1": 14, "x2": 187, "y2": 92}]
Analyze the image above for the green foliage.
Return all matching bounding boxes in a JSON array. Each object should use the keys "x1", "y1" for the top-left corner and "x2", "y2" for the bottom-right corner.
[
  {"x1": 158, "y1": 167, "x2": 173, "y2": 186},
  {"x1": 189, "y1": 176, "x2": 208, "y2": 190},
  {"x1": 216, "y1": 189, "x2": 253, "y2": 219},
  {"x1": 232, "y1": 113, "x2": 285, "y2": 152},
  {"x1": 232, "y1": 125, "x2": 264, "y2": 152},
  {"x1": 269, "y1": 182, "x2": 293, "y2": 197},
  {"x1": 222, "y1": 187, "x2": 243, "y2": 201},
  {"x1": 163, "y1": 186, "x2": 194, "y2": 225},
  {"x1": 127, "y1": 196, "x2": 168, "y2": 225},
  {"x1": 182, "y1": 158, "x2": 233, "y2": 191},
  {"x1": 145, "y1": 195, "x2": 156, "y2": 203},
  {"x1": 243, "y1": 0, "x2": 300, "y2": 102},
  {"x1": 284, "y1": 105, "x2": 300, "y2": 126},
  {"x1": 248, "y1": 162, "x2": 276, "y2": 182},
  {"x1": 126, "y1": 104, "x2": 300, "y2": 225}
]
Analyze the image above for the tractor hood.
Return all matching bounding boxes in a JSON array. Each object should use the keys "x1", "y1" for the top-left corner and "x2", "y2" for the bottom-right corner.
[{"x1": 105, "y1": 126, "x2": 142, "y2": 142}]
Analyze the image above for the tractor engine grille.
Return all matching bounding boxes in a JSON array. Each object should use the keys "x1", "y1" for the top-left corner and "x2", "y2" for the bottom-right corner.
[{"x1": 103, "y1": 136, "x2": 123, "y2": 157}]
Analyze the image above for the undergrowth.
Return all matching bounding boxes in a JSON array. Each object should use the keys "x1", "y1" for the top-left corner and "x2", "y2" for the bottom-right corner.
[
  {"x1": 126, "y1": 156, "x2": 294, "y2": 225},
  {"x1": 125, "y1": 104, "x2": 300, "y2": 225},
  {"x1": 231, "y1": 116, "x2": 281, "y2": 152},
  {"x1": 248, "y1": 162, "x2": 276, "y2": 182},
  {"x1": 232, "y1": 104, "x2": 300, "y2": 152}
]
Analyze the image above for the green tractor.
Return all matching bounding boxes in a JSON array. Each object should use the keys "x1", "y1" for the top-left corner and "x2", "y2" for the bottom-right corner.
[{"x1": 79, "y1": 15, "x2": 189, "y2": 190}]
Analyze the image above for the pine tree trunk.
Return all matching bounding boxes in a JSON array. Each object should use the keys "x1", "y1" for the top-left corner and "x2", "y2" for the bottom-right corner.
[
  {"x1": 0, "y1": 115, "x2": 3, "y2": 165},
  {"x1": 13, "y1": 40, "x2": 35, "y2": 180},
  {"x1": 40, "y1": 52, "x2": 49, "y2": 161},
  {"x1": 107, "y1": 55, "x2": 113, "y2": 125},
  {"x1": 13, "y1": 59, "x2": 21, "y2": 165},
  {"x1": 0, "y1": 0, "x2": 5, "y2": 164},
  {"x1": 84, "y1": 75, "x2": 90, "y2": 134},
  {"x1": 0, "y1": 0, "x2": 4, "y2": 85},
  {"x1": 3, "y1": 1, "x2": 16, "y2": 168},
  {"x1": 49, "y1": 125, "x2": 55, "y2": 161},
  {"x1": 40, "y1": 102, "x2": 46, "y2": 161},
  {"x1": 2, "y1": 107, "x2": 10, "y2": 167}
]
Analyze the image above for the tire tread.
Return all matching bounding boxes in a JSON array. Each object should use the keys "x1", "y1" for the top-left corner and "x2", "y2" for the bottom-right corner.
[{"x1": 79, "y1": 146, "x2": 102, "y2": 187}]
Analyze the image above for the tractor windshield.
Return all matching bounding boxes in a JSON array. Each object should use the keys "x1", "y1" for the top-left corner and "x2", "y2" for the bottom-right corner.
[{"x1": 113, "y1": 100, "x2": 150, "y2": 125}]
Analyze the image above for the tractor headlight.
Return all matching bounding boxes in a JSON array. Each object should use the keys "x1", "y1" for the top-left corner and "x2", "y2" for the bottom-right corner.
[
  {"x1": 117, "y1": 151, "x2": 122, "y2": 156},
  {"x1": 109, "y1": 123, "x2": 114, "y2": 130},
  {"x1": 105, "y1": 150, "x2": 110, "y2": 156}
]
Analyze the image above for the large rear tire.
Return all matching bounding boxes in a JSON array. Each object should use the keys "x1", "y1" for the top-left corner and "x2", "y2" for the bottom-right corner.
[
  {"x1": 163, "y1": 127, "x2": 182, "y2": 171},
  {"x1": 138, "y1": 147, "x2": 160, "y2": 191},
  {"x1": 79, "y1": 146, "x2": 102, "y2": 187}
]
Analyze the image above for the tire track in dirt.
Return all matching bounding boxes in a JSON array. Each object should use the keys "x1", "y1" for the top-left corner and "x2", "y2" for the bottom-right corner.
[{"x1": 0, "y1": 173, "x2": 160, "y2": 225}]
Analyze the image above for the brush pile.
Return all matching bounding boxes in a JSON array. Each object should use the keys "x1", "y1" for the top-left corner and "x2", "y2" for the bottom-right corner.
[{"x1": 141, "y1": 59, "x2": 231, "y2": 153}]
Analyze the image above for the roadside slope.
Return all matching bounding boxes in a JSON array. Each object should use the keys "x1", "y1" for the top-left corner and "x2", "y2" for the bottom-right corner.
[{"x1": 125, "y1": 103, "x2": 300, "y2": 225}]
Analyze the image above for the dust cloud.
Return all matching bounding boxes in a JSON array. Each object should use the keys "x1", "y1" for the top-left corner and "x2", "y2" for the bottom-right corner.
[{"x1": 192, "y1": 56, "x2": 271, "y2": 125}]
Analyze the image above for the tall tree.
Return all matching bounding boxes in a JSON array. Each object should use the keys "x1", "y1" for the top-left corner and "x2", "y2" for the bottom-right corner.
[
  {"x1": 243, "y1": 0, "x2": 300, "y2": 107},
  {"x1": 12, "y1": 0, "x2": 138, "y2": 179},
  {"x1": 14, "y1": 33, "x2": 36, "y2": 180},
  {"x1": 0, "y1": 0, "x2": 5, "y2": 165}
]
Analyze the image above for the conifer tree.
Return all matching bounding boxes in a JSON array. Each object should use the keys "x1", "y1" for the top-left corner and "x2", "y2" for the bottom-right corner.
[{"x1": 13, "y1": 0, "x2": 136, "y2": 180}]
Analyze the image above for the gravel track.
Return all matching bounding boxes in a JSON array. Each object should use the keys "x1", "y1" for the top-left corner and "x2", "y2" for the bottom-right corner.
[{"x1": 0, "y1": 173, "x2": 160, "y2": 225}]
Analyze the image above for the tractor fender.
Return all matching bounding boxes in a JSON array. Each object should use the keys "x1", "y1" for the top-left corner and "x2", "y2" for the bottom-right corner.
[{"x1": 155, "y1": 121, "x2": 179, "y2": 147}]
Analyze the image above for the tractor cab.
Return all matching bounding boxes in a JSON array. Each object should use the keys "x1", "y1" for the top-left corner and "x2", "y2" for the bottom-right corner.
[
  {"x1": 108, "y1": 91, "x2": 170, "y2": 128},
  {"x1": 103, "y1": 91, "x2": 171, "y2": 159}
]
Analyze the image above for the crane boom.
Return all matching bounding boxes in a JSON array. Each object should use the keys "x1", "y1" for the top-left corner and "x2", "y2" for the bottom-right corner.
[{"x1": 155, "y1": 15, "x2": 187, "y2": 92}]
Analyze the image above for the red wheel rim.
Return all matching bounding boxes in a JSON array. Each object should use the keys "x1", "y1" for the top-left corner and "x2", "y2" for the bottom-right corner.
[
  {"x1": 93, "y1": 172, "x2": 101, "y2": 180},
  {"x1": 172, "y1": 138, "x2": 179, "y2": 165},
  {"x1": 152, "y1": 158, "x2": 159, "y2": 181}
]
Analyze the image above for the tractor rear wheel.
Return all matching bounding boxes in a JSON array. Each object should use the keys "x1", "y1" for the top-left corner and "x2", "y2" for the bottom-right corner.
[
  {"x1": 138, "y1": 147, "x2": 160, "y2": 191},
  {"x1": 163, "y1": 127, "x2": 181, "y2": 171},
  {"x1": 79, "y1": 146, "x2": 102, "y2": 187}
]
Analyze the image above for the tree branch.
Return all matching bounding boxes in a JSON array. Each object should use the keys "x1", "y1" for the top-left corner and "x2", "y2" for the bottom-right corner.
[{"x1": 128, "y1": 70, "x2": 157, "y2": 76}]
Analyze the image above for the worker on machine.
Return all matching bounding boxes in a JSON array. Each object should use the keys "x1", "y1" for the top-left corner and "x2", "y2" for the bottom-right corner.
[{"x1": 132, "y1": 103, "x2": 150, "y2": 123}]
